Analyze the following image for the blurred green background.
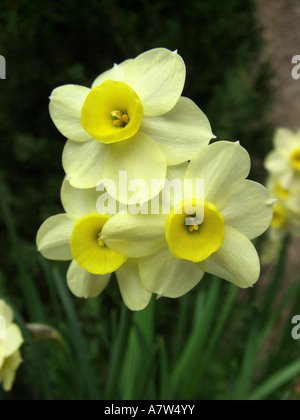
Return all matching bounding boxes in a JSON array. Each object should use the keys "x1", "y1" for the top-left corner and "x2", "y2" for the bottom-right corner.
[{"x1": 1, "y1": 0, "x2": 300, "y2": 401}]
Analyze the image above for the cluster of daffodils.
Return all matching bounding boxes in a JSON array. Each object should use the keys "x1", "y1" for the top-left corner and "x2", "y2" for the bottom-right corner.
[
  {"x1": 0, "y1": 300, "x2": 23, "y2": 391},
  {"x1": 265, "y1": 128, "x2": 300, "y2": 241},
  {"x1": 37, "y1": 48, "x2": 273, "y2": 311}
]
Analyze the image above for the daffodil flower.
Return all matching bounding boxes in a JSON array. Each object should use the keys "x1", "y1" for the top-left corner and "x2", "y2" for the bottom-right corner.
[
  {"x1": 0, "y1": 300, "x2": 23, "y2": 392},
  {"x1": 49, "y1": 48, "x2": 214, "y2": 203},
  {"x1": 266, "y1": 176, "x2": 300, "y2": 241},
  {"x1": 101, "y1": 142, "x2": 273, "y2": 298},
  {"x1": 265, "y1": 128, "x2": 300, "y2": 190},
  {"x1": 36, "y1": 180, "x2": 152, "y2": 311}
]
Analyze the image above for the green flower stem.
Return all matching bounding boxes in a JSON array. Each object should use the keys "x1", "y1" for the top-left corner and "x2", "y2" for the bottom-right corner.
[{"x1": 105, "y1": 304, "x2": 133, "y2": 399}]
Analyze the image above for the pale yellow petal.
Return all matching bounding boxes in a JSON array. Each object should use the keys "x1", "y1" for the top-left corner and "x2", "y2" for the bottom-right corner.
[
  {"x1": 2, "y1": 324, "x2": 23, "y2": 358},
  {"x1": 61, "y1": 178, "x2": 99, "y2": 218},
  {"x1": 202, "y1": 226, "x2": 260, "y2": 288},
  {"x1": 222, "y1": 180, "x2": 273, "y2": 239},
  {"x1": 265, "y1": 150, "x2": 290, "y2": 174},
  {"x1": 102, "y1": 131, "x2": 167, "y2": 204},
  {"x1": 116, "y1": 260, "x2": 152, "y2": 311},
  {"x1": 67, "y1": 260, "x2": 111, "y2": 299},
  {"x1": 63, "y1": 139, "x2": 106, "y2": 189},
  {"x1": 36, "y1": 214, "x2": 76, "y2": 261},
  {"x1": 124, "y1": 48, "x2": 186, "y2": 117},
  {"x1": 184, "y1": 141, "x2": 251, "y2": 209},
  {"x1": 49, "y1": 85, "x2": 92, "y2": 142},
  {"x1": 141, "y1": 97, "x2": 214, "y2": 165},
  {"x1": 139, "y1": 248, "x2": 204, "y2": 298},
  {"x1": 101, "y1": 213, "x2": 167, "y2": 258},
  {"x1": 274, "y1": 128, "x2": 299, "y2": 150},
  {"x1": 0, "y1": 301, "x2": 13, "y2": 327},
  {"x1": 0, "y1": 350, "x2": 22, "y2": 392}
]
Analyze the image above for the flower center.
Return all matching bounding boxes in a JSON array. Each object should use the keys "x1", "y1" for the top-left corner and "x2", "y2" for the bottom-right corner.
[
  {"x1": 291, "y1": 148, "x2": 300, "y2": 171},
  {"x1": 70, "y1": 213, "x2": 127, "y2": 275},
  {"x1": 186, "y1": 216, "x2": 202, "y2": 232},
  {"x1": 271, "y1": 204, "x2": 287, "y2": 229},
  {"x1": 165, "y1": 199, "x2": 225, "y2": 263},
  {"x1": 97, "y1": 232, "x2": 106, "y2": 247},
  {"x1": 81, "y1": 80, "x2": 143, "y2": 144},
  {"x1": 111, "y1": 110, "x2": 130, "y2": 128}
]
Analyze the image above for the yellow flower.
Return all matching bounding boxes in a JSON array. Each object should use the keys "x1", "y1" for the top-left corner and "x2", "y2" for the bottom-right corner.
[
  {"x1": 165, "y1": 199, "x2": 225, "y2": 263},
  {"x1": 36, "y1": 179, "x2": 151, "y2": 311},
  {"x1": 49, "y1": 48, "x2": 214, "y2": 204},
  {"x1": 266, "y1": 176, "x2": 300, "y2": 240},
  {"x1": 271, "y1": 204, "x2": 287, "y2": 229},
  {"x1": 0, "y1": 300, "x2": 23, "y2": 392},
  {"x1": 265, "y1": 128, "x2": 300, "y2": 190},
  {"x1": 101, "y1": 142, "x2": 273, "y2": 298}
]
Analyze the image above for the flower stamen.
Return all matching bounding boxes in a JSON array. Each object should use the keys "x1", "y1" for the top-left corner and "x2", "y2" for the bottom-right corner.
[
  {"x1": 186, "y1": 216, "x2": 202, "y2": 233},
  {"x1": 111, "y1": 109, "x2": 130, "y2": 128},
  {"x1": 97, "y1": 233, "x2": 106, "y2": 247},
  {"x1": 185, "y1": 216, "x2": 202, "y2": 233},
  {"x1": 188, "y1": 224, "x2": 200, "y2": 232}
]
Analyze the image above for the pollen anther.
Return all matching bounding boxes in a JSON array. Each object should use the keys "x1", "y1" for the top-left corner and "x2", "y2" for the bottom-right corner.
[
  {"x1": 97, "y1": 233, "x2": 106, "y2": 247},
  {"x1": 188, "y1": 225, "x2": 200, "y2": 232},
  {"x1": 111, "y1": 109, "x2": 130, "y2": 128}
]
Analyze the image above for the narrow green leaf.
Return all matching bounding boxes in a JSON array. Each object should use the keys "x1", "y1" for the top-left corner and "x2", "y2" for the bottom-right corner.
[
  {"x1": 0, "y1": 180, "x2": 46, "y2": 322},
  {"x1": 196, "y1": 284, "x2": 238, "y2": 384},
  {"x1": 52, "y1": 268, "x2": 98, "y2": 400},
  {"x1": 172, "y1": 277, "x2": 221, "y2": 397},
  {"x1": 105, "y1": 303, "x2": 133, "y2": 399},
  {"x1": 234, "y1": 318, "x2": 260, "y2": 400},
  {"x1": 158, "y1": 337, "x2": 172, "y2": 399},
  {"x1": 249, "y1": 359, "x2": 300, "y2": 400}
]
